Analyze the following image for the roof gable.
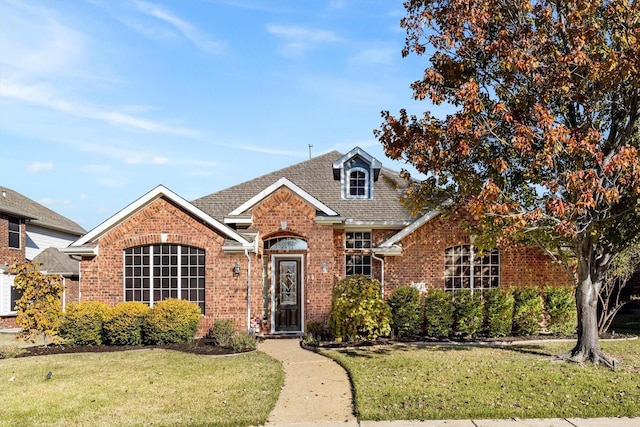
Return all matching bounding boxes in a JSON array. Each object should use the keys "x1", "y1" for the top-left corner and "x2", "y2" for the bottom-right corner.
[
  {"x1": 332, "y1": 146, "x2": 382, "y2": 181},
  {"x1": 70, "y1": 185, "x2": 252, "y2": 249},
  {"x1": 228, "y1": 177, "x2": 338, "y2": 218},
  {"x1": 193, "y1": 149, "x2": 412, "y2": 226}
]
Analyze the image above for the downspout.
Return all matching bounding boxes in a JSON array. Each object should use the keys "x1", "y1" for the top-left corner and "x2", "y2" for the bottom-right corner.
[
  {"x1": 372, "y1": 253, "x2": 385, "y2": 298},
  {"x1": 62, "y1": 277, "x2": 66, "y2": 312},
  {"x1": 245, "y1": 249, "x2": 251, "y2": 333}
]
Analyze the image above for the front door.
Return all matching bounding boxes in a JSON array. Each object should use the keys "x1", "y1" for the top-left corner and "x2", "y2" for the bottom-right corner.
[{"x1": 274, "y1": 258, "x2": 302, "y2": 332}]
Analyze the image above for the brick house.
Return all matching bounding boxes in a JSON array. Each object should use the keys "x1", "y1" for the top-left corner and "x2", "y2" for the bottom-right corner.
[
  {"x1": 1, "y1": 187, "x2": 86, "y2": 327},
  {"x1": 63, "y1": 147, "x2": 569, "y2": 335}
]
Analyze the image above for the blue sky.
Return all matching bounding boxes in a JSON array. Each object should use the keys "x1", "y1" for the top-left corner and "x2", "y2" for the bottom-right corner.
[{"x1": 0, "y1": 0, "x2": 435, "y2": 231}]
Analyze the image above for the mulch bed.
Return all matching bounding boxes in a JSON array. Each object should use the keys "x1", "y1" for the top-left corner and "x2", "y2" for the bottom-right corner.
[
  {"x1": 11, "y1": 338, "x2": 239, "y2": 358},
  {"x1": 307, "y1": 332, "x2": 635, "y2": 350}
]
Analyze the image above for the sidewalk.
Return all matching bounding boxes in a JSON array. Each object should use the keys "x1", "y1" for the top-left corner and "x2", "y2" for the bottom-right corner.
[{"x1": 257, "y1": 338, "x2": 637, "y2": 427}]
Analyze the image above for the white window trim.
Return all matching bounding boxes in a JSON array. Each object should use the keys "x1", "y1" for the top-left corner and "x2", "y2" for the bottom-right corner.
[
  {"x1": 345, "y1": 230, "x2": 372, "y2": 276},
  {"x1": 123, "y1": 244, "x2": 205, "y2": 312},
  {"x1": 444, "y1": 244, "x2": 500, "y2": 294}
]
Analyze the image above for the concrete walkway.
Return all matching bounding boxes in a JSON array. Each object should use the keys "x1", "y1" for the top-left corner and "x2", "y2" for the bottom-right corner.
[
  {"x1": 258, "y1": 338, "x2": 356, "y2": 425},
  {"x1": 257, "y1": 338, "x2": 637, "y2": 427}
]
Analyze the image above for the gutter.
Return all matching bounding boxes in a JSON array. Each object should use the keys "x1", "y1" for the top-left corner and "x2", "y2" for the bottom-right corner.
[{"x1": 372, "y1": 253, "x2": 385, "y2": 298}]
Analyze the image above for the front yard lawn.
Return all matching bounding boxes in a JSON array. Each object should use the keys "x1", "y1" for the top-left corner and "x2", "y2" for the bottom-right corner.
[
  {"x1": 325, "y1": 338, "x2": 640, "y2": 421},
  {"x1": 0, "y1": 349, "x2": 284, "y2": 426}
]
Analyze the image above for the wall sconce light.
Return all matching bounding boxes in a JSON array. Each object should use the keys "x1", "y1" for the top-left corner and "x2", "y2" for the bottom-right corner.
[
  {"x1": 321, "y1": 262, "x2": 327, "y2": 273},
  {"x1": 233, "y1": 261, "x2": 241, "y2": 276}
]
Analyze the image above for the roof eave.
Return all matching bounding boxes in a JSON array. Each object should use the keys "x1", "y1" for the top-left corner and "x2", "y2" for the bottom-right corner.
[
  {"x1": 372, "y1": 245, "x2": 403, "y2": 256},
  {"x1": 60, "y1": 245, "x2": 99, "y2": 257}
]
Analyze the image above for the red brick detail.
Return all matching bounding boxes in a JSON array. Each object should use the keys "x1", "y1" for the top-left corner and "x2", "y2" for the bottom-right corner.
[
  {"x1": 383, "y1": 210, "x2": 571, "y2": 296},
  {"x1": 78, "y1": 197, "x2": 256, "y2": 336},
  {"x1": 0, "y1": 213, "x2": 26, "y2": 266},
  {"x1": 249, "y1": 187, "x2": 336, "y2": 329}
]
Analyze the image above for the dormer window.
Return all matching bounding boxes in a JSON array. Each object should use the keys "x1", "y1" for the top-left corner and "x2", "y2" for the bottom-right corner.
[
  {"x1": 333, "y1": 147, "x2": 382, "y2": 200},
  {"x1": 348, "y1": 168, "x2": 368, "y2": 197}
]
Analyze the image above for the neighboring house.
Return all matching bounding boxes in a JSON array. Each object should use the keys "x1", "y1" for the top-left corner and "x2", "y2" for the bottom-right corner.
[
  {"x1": 63, "y1": 147, "x2": 569, "y2": 336},
  {"x1": 0, "y1": 187, "x2": 85, "y2": 327}
]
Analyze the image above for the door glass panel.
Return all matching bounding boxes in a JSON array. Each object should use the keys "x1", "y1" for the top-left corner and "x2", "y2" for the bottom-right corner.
[{"x1": 279, "y1": 261, "x2": 297, "y2": 306}]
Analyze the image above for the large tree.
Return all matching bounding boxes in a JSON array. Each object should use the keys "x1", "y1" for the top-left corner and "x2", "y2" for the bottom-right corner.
[{"x1": 377, "y1": 0, "x2": 640, "y2": 368}]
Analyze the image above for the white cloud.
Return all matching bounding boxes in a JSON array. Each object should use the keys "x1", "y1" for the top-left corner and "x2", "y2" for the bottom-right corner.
[
  {"x1": 152, "y1": 156, "x2": 169, "y2": 165},
  {"x1": 135, "y1": 1, "x2": 223, "y2": 54},
  {"x1": 0, "y1": 2, "x2": 87, "y2": 79},
  {"x1": 349, "y1": 47, "x2": 397, "y2": 67},
  {"x1": 27, "y1": 161, "x2": 53, "y2": 173},
  {"x1": 266, "y1": 24, "x2": 342, "y2": 58},
  {"x1": 0, "y1": 80, "x2": 199, "y2": 137}
]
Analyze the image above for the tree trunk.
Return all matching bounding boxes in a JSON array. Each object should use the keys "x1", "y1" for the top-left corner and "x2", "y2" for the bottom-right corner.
[{"x1": 567, "y1": 245, "x2": 617, "y2": 369}]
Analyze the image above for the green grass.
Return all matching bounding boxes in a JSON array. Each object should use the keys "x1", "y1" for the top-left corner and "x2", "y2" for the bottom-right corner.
[
  {"x1": 325, "y1": 339, "x2": 640, "y2": 421},
  {"x1": 0, "y1": 349, "x2": 284, "y2": 426}
]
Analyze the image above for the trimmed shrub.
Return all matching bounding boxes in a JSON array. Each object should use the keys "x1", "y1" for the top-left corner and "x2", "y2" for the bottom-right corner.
[
  {"x1": 142, "y1": 299, "x2": 201, "y2": 344},
  {"x1": 0, "y1": 345, "x2": 26, "y2": 359},
  {"x1": 103, "y1": 302, "x2": 150, "y2": 345},
  {"x1": 387, "y1": 286, "x2": 422, "y2": 338},
  {"x1": 59, "y1": 301, "x2": 111, "y2": 345},
  {"x1": 208, "y1": 319, "x2": 235, "y2": 347},
  {"x1": 544, "y1": 285, "x2": 577, "y2": 335},
  {"x1": 231, "y1": 333, "x2": 257, "y2": 352},
  {"x1": 483, "y1": 288, "x2": 514, "y2": 337},
  {"x1": 423, "y1": 289, "x2": 454, "y2": 338},
  {"x1": 512, "y1": 288, "x2": 543, "y2": 335},
  {"x1": 453, "y1": 289, "x2": 483, "y2": 337},
  {"x1": 328, "y1": 275, "x2": 392, "y2": 342},
  {"x1": 305, "y1": 320, "x2": 333, "y2": 341}
]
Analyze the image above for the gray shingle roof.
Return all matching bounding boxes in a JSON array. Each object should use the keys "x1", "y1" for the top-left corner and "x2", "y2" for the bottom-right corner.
[
  {"x1": 33, "y1": 247, "x2": 80, "y2": 276},
  {"x1": 0, "y1": 187, "x2": 86, "y2": 235},
  {"x1": 192, "y1": 150, "x2": 414, "y2": 224}
]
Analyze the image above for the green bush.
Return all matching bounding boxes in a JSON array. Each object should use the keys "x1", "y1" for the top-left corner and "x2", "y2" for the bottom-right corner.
[
  {"x1": 512, "y1": 288, "x2": 543, "y2": 335},
  {"x1": 59, "y1": 301, "x2": 112, "y2": 345},
  {"x1": 387, "y1": 286, "x2": 422, "y2": 338},
  {"x1": 142, "y1": 299, "x2": 201, "y2": 344},
  {"x1": 231, "y1": 333, "x2": 257, "y2": 352},
  {"x1": 103, "y1": 302, "x2": 150, "y2": 345},
  {"x1": 0, "y1": 345, "x2": 26, "y2": 359},
  {"x1": 208, "y1": 319, "x2": 236, "y2": 347},
  {"x1": 328, "y1": 275, "x2": 392, "y2": 342},
  {"x1": 483, "y1": 288, "x2": 514, "y2": 337},
  {"x1": 423, "y1": 289, "x2": 454, "y2": 338},
  {"x1": 453, "y1": 289, "x2": 483, "y2": 337},
  {"x1": 544, "y1": 285, "x2": 577, "y2": 335}
]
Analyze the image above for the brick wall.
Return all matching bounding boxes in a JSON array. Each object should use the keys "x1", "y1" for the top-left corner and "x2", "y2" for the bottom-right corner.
[
  {"x1": 78, "y1": 196, "x2": 256, "y2": 335},
  {"x1": 74, "y1": 192, "x2": 571, "y2": 337},
  {"x1": 250, "y1": 187, "x2": 336, "y2": 329},
  {"x1": 384, "y1": 209, "x2": 571, "y2": 295},
  {"x1": 0, "y1": 213, "x2": 26, "y2": 266}
]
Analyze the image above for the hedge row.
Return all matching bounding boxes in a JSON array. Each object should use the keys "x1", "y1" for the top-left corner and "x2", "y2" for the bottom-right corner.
[
  {"x1": 326, "y1": 275, "x2": 577, "y2": 342},
  {"x1": 59, "y1": 299, "x2": 201, "y2": 346},
  {"x1": 392, "y1": 285, "x2": 576, "y2": 339}
]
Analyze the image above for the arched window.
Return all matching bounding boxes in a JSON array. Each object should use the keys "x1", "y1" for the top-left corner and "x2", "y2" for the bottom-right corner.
[
  {"x1": 124, "y1": 244, "x2": 205, "y2": 313},
  {"x1": 444, "y1": 245, "x2": 499, "y2": 293},
  {"x1": 263, "y1": 237, "x2": 307, "y2": 251},
  {"x1": 347, "y1": 168, "x2": 368, "y2": 198}
]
